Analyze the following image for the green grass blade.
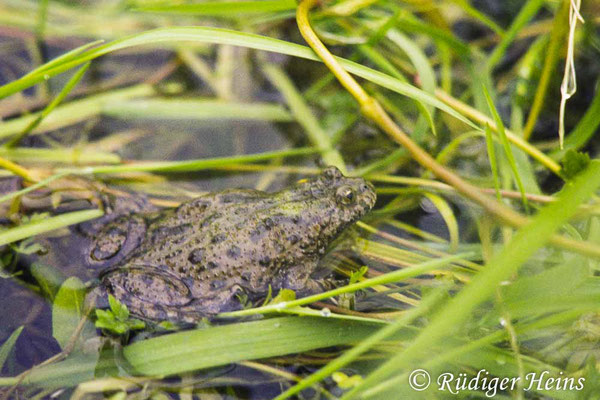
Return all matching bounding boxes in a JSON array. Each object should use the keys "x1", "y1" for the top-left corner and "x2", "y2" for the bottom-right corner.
[
  {"x1": 394, "y1": 11, "x2": 471, "y2": 59},
  {"x1": 487, "y1": 0, "x2": 546, "y2": 69},
  {"x1": 102, "y1": 98, "x2": 293, "y2": 122},
  {"x1": 483, "y1": 85, "x2": 529, "y2": 212},
  {"x1": 19, "y1": 40, "x2": 103, "y2": 78},
  {"x1": 484, "y1": 124, "x2": 502, "y2": 201},
  {"x1": 341, "y1": 160, "x2": 600, "y2": 399},
  {"x1": 123, "y1": 317, "x2": 379, "y2": 376},
  {"x1": 0, "y1": 85, "x2": 154, "y2": 139},
  {"x1": 0, "y1": 209, "x2": 102, "y2": 247},
  {"x1": 423, "y1": 193, "x2": 459, "y2": 252},
  {"x1": 0, "y1": 326, "x2": 23, "y2": 370},
  {"x1": 5, "y1": 62, "x2": 90, "y2": 147},
  {"x1": 449, "y1": 0, "x2": 505, "y2": 37},
  {"x1": 263, "y1": 64, "x2": 346, "y2": 172},
  {"x1": 0, "y1": 148, "x2": 120, "y2": 164},
  {"x1": 134, "y1": 0, "x2": 297, "y2": 15},
  {"x1": 58, "y1": 147, "x2": 320, "y2": 175},
  {"x1": 0, "y1": 27, "x2": 476, "y2": 129},
  {"x1": 387, "y1": 29, "x2": 438, "y2": 138},
  {"x1": 0, "y1": 172, "x2": 68, "y2": 204}
]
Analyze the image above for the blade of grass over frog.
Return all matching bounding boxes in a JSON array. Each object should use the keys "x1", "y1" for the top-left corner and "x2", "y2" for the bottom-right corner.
[
  {"x1": 0, "y1": 147, "x2": 120, "y2": 164},
  {"x1": 0, "y1": 209, "x2": 102, "y2": 247},
  {"x1": 340, "y1": 161, "x2": 600, "y2": 399},
  {"x1": 220, "y1": 252, "x2": 473, "y2": 317},
  {"x1": 275, "y1": 306, "x2": 386, "y2": 325},
  {"x1": 0, "y1": 27, "x2": 475, "y2": 130},
  {"x1": 102, "y1": 98, "x2": 293, "y2": 122},
  {"x1": 123, "y1": 317, "x2": 380, "y2": 376},
  {"x1": 483, "y1": 86, "x2": 529, "y2": 212},
  {"x1": 58, "y1": 147, "x2": 320, "y2": 175},
  {"x1": 5, "y1": 62, "x2": 90, "y2": 147},
  {"x1": 0, "y1": 85, "x2": 155, "y2": 139},
  {"x1": 263, "y1": 64, "x2": 346, "y2": 172},
  {"x1": 487, "y1": 0, "x2": 546, "y2": 69},
  {"x1": 273, "y1": 290, "x2": 446, "y2": 400},
  {"x1": 422, "y1": 193, "x2": 459, "y2": 252},
  {"x1": 0, "y1": 326, "x2": 23, "y2": 370},
  {"x1": 484, "y1": 124, "x2": 502, "y2": 201},
  {"x1": 0, "y1": 172, "x2": 68, "y2": 204},
  {"x1": 134, "y1": 0, "x2": 297, "y2": 15}
]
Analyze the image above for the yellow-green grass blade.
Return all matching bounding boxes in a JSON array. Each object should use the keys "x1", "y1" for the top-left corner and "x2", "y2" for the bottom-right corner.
[
  {"x1": 5, "y1": 62, "x2": 90, "y2": 147},
  {"x1": 0, "y1": 209, "x2": 102, "y2": 247}
]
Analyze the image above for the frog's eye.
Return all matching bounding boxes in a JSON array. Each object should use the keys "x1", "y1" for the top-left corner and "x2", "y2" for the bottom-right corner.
[{"x1": 336, "y1": 186, "x2": 356, "y2": 205}]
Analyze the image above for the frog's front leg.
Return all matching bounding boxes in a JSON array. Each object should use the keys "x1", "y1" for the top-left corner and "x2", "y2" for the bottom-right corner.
[{"x1": 276, "y1": 259, "x2": 330, "y2": 296}]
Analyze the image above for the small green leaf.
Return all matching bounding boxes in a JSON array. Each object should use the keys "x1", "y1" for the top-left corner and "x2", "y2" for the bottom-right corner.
[
  {"x1": 349, "y1": 266, "x2": 368, "y2": 285},
  {"x1": 560, "y1": 149, "x2": 590, "y2": 179},
  {"x1": 108, "y1": 294, "x2": 129, "y2": 320},
  {"x1": 270, "y1": 289, "x2": 296, "y2": 304},
  {"x1": 95, "y1": 295, "x2": 145, "y2": 335},
  {"x1": 52, "y1": 277, "x2": 85, "y2": 349},
  {"x1": 0, "y1": 326, "x2": 23, "y2": 369}
]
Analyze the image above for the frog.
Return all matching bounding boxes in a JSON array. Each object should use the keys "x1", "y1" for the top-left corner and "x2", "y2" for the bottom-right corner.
[{"x1": 87, "y1": 167, "x2": 376, "y2": 323}]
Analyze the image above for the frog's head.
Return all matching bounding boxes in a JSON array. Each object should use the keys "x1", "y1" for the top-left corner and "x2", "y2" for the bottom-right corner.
[
  {"x1": 282, "y1": 166, "x2": 376, "y2": 248},
  {"x1": 314, "y1": 166, "x2": 376, "y2": 223}
]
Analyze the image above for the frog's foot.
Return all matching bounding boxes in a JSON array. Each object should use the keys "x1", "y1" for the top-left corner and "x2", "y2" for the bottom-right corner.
[{"x1": 100, "y1": 265, "x2": 244, "y2": 324}]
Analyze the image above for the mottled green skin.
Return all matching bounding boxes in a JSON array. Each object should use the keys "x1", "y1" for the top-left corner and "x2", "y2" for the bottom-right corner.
[{"x1": 90, "y1": 167, "x2": 376, "y2": 323}]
